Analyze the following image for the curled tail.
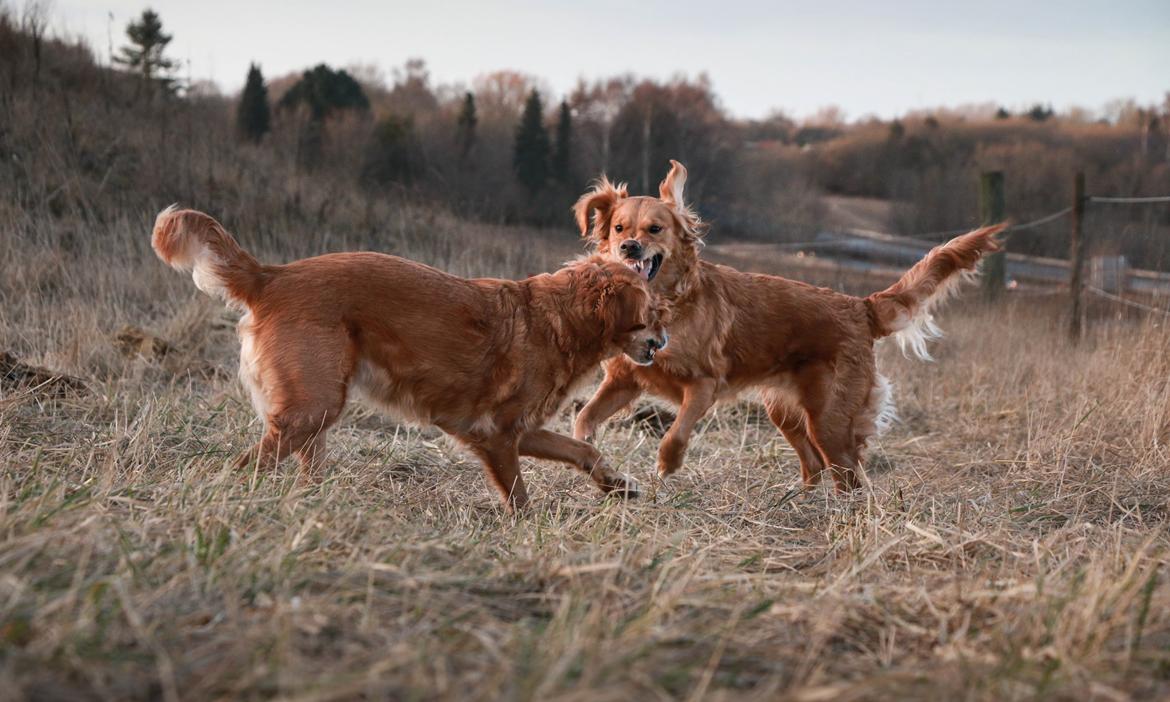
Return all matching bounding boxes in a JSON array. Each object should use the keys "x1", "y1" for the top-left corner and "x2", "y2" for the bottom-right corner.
[
  {"x1": 152, "y1": 205, "x2": 265, "y2": 310},
  {"x1": 866, "y1": 223, "x2": 1008, "y2": 360}
]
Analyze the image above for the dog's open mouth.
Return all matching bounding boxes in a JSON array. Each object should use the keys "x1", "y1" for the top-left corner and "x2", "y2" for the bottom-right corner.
[{"x1": 625, "y1": 253, "x2": 663, "y2": 282}]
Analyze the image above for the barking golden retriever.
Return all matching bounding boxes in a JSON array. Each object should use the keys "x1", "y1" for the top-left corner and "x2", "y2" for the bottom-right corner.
[
  {"x1": 573, "y1": 161, "x2": 1006, "y2": 490},
  {"x1": 152, "y1": 207, "x2": 666, "y2": 510}
]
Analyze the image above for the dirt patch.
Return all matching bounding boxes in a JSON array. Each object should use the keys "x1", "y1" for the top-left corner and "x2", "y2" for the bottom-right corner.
[
  {"x1": 114, "y1": 325, "x2": 175, "y2": 361},
  {"x1": 0, "y1": 351, "x2": 86, "y2": 396}
]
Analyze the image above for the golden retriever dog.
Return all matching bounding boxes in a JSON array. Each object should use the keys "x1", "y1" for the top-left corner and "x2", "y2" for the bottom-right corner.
[
  {"x1": 151, "y1": 206, "x2": 667, "y2": 510},
  {"x1": 572, "y1": 161, "x2": 1006, "y2": 490}
]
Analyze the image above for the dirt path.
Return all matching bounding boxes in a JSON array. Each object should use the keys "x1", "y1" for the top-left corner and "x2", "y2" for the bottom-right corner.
[{"x1": 820, "y1": 195, "x2": 894, "y2": 232}]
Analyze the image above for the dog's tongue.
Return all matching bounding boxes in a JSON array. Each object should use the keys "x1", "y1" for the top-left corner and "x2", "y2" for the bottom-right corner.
[{"x1": 627, "y1": 258, "x2": 651, "y2": 280}]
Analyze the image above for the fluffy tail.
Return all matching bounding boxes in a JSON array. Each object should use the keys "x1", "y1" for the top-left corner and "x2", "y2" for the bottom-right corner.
[
  {"x1": 152, "y1": 205, "x2": 265, "y2": 310},
  {"x1": 866, "y1": 223, "x2": 1008, "y2": 360}
]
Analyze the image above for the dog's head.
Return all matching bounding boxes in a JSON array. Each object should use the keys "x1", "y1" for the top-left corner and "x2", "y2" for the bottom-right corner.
[
  {"x1": 573, "y1": 160, "x2": 706, "y2": 294},
  {"x1": 597, "y1": 265, "x2": 670, "y2": 366}
]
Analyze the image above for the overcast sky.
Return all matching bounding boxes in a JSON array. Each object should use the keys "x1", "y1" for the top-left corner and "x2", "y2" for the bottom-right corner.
[{"x1": 56, "y1": 0, "x2": 1169, "y2": 120}]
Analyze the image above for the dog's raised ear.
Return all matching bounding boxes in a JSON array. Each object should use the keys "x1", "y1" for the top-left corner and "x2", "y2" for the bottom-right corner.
[
  {"x1": 658, "y1": 159, "x2": 688, "y2": 208},
  {"x1": 573, "y1": 176, "x2": 628, "y2": 243},
  {"x1": 658, "y1": 160, "x2": 708, "y2": 244}
]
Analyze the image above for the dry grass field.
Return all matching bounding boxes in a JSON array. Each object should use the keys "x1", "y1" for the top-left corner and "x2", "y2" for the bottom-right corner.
[{"x1": 2, "y1": 210, "x2": 1169, "y2": 701}]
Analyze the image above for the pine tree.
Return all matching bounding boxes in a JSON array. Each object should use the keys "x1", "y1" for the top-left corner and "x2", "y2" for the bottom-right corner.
[
  {"x1": 552, "y1": 100, "x2": 572, "y2": 183},
  {"x1": 456, "y1": 92, "x2": 477, "y2": 163},
  {"x1": 237, "y1": 64, "x2": 271, "y2": 144},
  {"x1": 362, "y1": 115, "x2": 417, "y2": 187},
  {"x1": 113, "y1": 9, "x2": 177, "y2": 94},
  {"x1": 513, "y1": 90, "x2": 550, "y2": 193},
  {"x1": 1027, "y1": 104, "x2": 1054, "y2": 122},
  {"x1": 279, "y1": 64, "x2": 369, "y2": 121}
]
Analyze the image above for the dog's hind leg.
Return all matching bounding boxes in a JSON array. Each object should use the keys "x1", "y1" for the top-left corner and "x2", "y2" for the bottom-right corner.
[
  {"x1": 233, "y1": 325, "x2": 352, "y2": 477},
  {"x1": 232, "y1": 426, "x2": 303, "y2": 473},
  {"x1": 806, "y1": 414, "x2": 864, "y2": 492},
  {"x1": 469, "y1": 437, "x2": 530, "y2": 512},
  {"x1": 519, "y1": 429, "x2": 637, "y2": 497},
  {"x1": 233, "y1": 408, "x2": 339, "y2": 475},
  {"x1": 802, "y1": 382, "x2": 869, "y2": 492},
  {"x1": 763, "y1": 397, "x2": 826, "y2": 488},
  {"x1": 293, "y1": 424, "x2": 331, "y2": 478},
  {"x1": 574, "y1": 370, "x2": 641, "y2": 443},
  {"x1": 782, "y1": 359, "x2": 871, "y2": 492}
]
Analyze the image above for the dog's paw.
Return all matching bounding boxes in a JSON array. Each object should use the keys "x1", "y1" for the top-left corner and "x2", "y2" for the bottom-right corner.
[
  {"x1": 604, "y1": 475, "x2": 640, "y2": 499},
  {"x1": 655, "y1": 439, "x2": 687, "y2": 477},
  {"x1": 656, "y1": 443, "x2": 685, "y2": 478}
]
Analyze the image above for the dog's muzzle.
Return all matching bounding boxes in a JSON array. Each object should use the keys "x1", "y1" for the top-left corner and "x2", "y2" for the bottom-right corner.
[
  {"x1": 640, "y1": 332, "x2": 668, "y2": 364},
  {"x1": 619, "y1": 239, "x2": 643, "y2": 259}
]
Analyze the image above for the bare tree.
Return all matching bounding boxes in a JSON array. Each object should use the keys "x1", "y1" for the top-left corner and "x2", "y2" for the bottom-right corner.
[{"x1": 20, "y1": 0, "x2": 50, "y2": 82}]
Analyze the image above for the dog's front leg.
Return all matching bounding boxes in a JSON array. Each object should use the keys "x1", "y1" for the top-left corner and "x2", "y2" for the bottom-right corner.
[
  {"x1": 574, "y1": 370, "x2": 641, "y2": 443},
  {"x1": 657, "y1": 379, "x2": 717, "y2": 478},
  {"x1": 519, "y1": 428, "x2": 638, "y2": 498}
]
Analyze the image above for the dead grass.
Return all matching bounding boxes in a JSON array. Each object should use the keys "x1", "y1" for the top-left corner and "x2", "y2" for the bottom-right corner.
[{"x1": 2, "y1": 211, "x2": 1169, "y2": 701}]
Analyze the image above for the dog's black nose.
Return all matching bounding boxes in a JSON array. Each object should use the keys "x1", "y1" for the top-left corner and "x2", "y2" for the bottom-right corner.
[{"x1": 619, "y1": 239, "x2": 642, "y2": 259}]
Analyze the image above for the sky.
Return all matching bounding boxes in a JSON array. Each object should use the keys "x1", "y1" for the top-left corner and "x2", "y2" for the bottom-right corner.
[{"x1": 55, "y1": 0, "x2": 1170, "y2": 121}]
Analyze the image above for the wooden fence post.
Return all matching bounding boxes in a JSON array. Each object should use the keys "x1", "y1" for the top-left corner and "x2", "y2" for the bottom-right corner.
[
  {"x1": 980, "y1": 171, "x2": 1006, "y2": 300},
  {"x1": 1068, "y1": 172, "x2": 1087, "y2": 342}
]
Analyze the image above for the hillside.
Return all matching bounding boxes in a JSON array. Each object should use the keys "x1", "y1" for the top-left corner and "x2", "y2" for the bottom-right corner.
[{"x1": 4, "y1": 7, "x2": 1168, "y2": 266}]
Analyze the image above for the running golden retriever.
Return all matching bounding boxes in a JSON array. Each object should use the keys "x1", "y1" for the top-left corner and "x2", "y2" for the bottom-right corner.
[
  {"x1": 152, "y1": 207, "x2": 666, "y2": 510},
  {"x1": 572, "y1": 161, "x2": 1005, "y2": 490}
]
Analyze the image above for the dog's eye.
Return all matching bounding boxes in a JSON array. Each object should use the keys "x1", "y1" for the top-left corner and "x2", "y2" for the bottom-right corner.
[
  {"x1": 626, "y1": 324, "x2": 646, "y2": 333},
  {"x1": 648, "y1": 224, "x2": 662, "y2": 234},
  {"x1": 614, "y1": 224, "x2": 624, "y2": 233}
]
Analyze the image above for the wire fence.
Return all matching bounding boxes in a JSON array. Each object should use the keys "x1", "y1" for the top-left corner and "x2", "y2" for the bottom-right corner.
[
  {"x1": 1089, "y1": 195, "x2": 1170, "y2": 205},
  {"x1": 772, "y1": 190, "x2": 1170, "y2": 319},
  {"x1": 821, "y1": 191, "x2": 1167, "y2": 246},
  {"x1": 1088, "y1": 286, "x2": 1170, "y2": 317},
  {"x1": 1005, "y1": 207, "x2": 1074, "y2": 233},
  {"x1": 776, "y1": 199, "x2": 1126, "y2": 252},
  {"x1": 907, "y1": 191, "x2": 1169, "y2": 243}
]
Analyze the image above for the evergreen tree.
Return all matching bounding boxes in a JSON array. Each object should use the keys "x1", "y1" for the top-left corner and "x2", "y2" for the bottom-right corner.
[
  {"x1": 279, "y1": 64, "x2": 369, "y2": 121},
  {"x1": 237, "y1": 64, "x2": 271, "y2": 143},
  {"x1": 456, "y1": 92, "x2": 477, "y2": 162},
  {"x1": 1027, "y1": 104, "x2": 1054, "y2": 122},
  {"x1": 278, "y1": 64, "x2": 369, "y2": 172},
  {"x1": 513, "y1": 90, "x2": 550, "y2": 192},
  {"x1": 552, "y1": 100, "x2": 573, "y2": 182},
  {"x1": 361, "y1": 115, "x2": 417, "y2": 187},
  {"x1": 113, "y1": 9, "x2": 177, "y2": 93}
]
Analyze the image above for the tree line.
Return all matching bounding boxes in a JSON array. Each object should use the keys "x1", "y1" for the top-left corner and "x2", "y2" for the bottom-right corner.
[{"x1": 5, "y1": 6, "x2": 1169, "y2": 267}]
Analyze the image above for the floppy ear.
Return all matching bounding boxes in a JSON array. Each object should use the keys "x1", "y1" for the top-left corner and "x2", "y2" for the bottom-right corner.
[
  {"x1": 599, "y1": 277, "x2": 649, "y2": 337},
  {"x1": 658, "y1": 159, "x2": 688, "y2": 208},
  {"x1": 573, "y1": 176, "x2": 628, "y2": 243}
]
